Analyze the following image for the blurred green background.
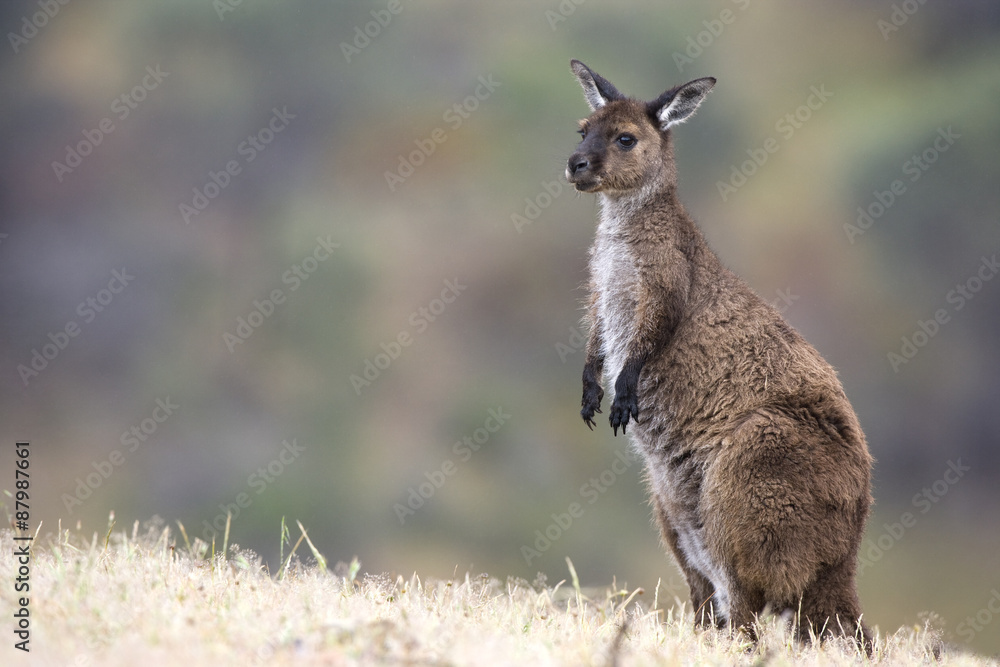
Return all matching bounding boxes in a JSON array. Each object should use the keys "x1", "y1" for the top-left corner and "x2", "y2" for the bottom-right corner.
[{"x1": 2, "y1": 0, "x2": 999, "y2": 655}]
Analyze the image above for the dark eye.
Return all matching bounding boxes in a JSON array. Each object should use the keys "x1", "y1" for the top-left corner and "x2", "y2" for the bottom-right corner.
[
  {"x1": 617, "y1": 134, "x2": 636, "y2": 149},
  {"x1": 577, "y1": 128, "x2": 587, "y2": 139}
]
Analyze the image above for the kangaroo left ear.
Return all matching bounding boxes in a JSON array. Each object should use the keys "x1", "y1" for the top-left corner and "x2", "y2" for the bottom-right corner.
[{"x1": 650, "y1": 77, "x2": 716, "y2": 130}]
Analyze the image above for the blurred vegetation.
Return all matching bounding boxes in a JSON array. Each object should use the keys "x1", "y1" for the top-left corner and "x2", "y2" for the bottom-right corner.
[{"x1": 1, "y1": 0, "x2": 998, "y2": 656}]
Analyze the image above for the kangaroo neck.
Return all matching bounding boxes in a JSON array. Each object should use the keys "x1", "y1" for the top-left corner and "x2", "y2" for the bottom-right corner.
[{"x1": 597, "y1": 184, "x2": 686, "y2": 237}]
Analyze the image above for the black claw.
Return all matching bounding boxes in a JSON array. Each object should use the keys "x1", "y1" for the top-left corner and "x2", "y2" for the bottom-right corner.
[
  {"x1": 608, "y1": 359, "x2": 642, "y2": 436},
  {"x1": 608, "y1": 395, "x2": 637, "y2": 437},
  {"x1": 610, "y1": 415, "x2": 627, "y2": 436},
  {"x1": 581, "y1": 379, "x2": 604, "y2": 431}
]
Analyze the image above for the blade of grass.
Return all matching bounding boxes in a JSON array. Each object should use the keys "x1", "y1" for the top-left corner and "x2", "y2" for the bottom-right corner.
[
  {"x1": 566, "y1": 557, "x2": 582, "y2": 609},
  {"x1": 278, "y1": 532, "x2": 305, "y2": 581},
  {"x1": 279, "y1": 516, "x2": 289, "y2": 569},
  {"x1": 222, "y1": 512, "x2": 232, "y2": 560},
  {"x1": 296, "y1": 520, "x2": 327, "y2": 573},
  {"x1": 176, "y1": 520, "x2": 192, "y2": 554},
  {"x1": 347, "y1": 556, "x2": 361, "y2": 584},
  {"x1": 103, "y1": 513, "x2": 116, "y2": 555}
]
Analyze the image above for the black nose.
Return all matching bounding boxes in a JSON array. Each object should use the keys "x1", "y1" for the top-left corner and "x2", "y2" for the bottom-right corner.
[{"x1": 568, "y1": 155, "x2": 590, "y2": 176}]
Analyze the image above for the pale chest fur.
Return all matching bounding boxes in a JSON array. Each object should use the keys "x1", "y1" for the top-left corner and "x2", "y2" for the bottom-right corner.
[{"x1": 589, "y1": 199, "x2": 640, "y2": 395}]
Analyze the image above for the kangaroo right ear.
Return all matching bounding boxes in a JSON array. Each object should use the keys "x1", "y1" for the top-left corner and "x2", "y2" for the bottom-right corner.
[{"x1": 570, "y1": 60, "x2": 625, "y2": 111}]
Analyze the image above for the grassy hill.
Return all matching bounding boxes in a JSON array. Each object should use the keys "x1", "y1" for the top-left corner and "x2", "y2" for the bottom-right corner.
[{"x1": 1, "y1": 520, "x2": 994, "y2": 666}]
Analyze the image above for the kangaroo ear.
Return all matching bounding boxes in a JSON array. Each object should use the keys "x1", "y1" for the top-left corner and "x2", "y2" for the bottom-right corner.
[
  {"x1": 570, "y1": 59, "x2": 625, "y2": 111},
  {"x1": 650, "y1": 77, "x2": 716, "y2": 130}
]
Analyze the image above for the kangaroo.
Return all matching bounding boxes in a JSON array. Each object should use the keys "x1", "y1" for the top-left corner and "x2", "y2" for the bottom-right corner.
[{"x1": 566, "y1": 59, "x2": 874, "y2": 651}]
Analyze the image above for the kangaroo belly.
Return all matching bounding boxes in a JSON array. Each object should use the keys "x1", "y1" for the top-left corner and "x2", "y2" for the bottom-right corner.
[
  {"x1": 648, "y1": 447, "x2": 733, "y2": 621},
  {"x1": 673, "y1": 514, "x2": 731, "y2": 620}
]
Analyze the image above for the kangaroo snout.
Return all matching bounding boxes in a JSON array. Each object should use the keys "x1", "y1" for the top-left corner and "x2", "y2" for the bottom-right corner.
[
  {"x1": 567, "y1": 153, "x2": 590, "y2": 177},
  {"x1": 566, "y1": 151, "x2": 602, "y2": 191}
]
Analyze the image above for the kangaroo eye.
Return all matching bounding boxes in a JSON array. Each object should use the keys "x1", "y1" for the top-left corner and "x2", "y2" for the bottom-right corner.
[
  {"x1": 577, "y1": 128, "x2": 587, "y2": 138},
  {"x1": 617, "y1": 134, "x2": 636, "y2": 149}
]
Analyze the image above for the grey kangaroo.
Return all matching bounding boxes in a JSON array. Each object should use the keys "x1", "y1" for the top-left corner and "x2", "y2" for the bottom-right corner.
[{"x1": 566, "y1": 59, "x2": 874, "y2": 651}]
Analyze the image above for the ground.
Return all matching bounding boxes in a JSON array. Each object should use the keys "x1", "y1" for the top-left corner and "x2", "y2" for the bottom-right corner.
[{"x1": 0, "y1": 520, "x2": 994, "y2": 666}]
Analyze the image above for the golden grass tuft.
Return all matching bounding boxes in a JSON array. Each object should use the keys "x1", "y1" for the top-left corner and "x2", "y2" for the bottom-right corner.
[{"x1": 0, "y1": 519, "x2": 994, "y2": 666}]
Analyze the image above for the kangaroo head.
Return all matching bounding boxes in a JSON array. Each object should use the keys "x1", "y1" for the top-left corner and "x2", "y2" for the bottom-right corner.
[{"x1": 566, "y1": 60, "x2": 715, "y2": 196}]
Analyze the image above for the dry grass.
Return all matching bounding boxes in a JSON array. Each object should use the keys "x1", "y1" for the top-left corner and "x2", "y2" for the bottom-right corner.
[{"x1": 0, "y1": 519, "x2": 994, "y2": 666}]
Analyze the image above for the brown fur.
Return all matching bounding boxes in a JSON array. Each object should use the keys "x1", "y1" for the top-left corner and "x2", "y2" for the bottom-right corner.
[{"x1": 566, "y1": 60, "x2": 874, "y2": 652}]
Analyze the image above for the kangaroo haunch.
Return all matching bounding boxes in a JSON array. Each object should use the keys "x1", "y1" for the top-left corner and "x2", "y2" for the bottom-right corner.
[{"x1": 566, "y1": 59, "x2": 874, "y2": 651}]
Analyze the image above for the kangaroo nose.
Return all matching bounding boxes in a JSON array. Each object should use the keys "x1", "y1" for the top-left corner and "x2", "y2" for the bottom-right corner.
[{"x1": 569, "y1": 155, "x2": 590, "y2": 176}]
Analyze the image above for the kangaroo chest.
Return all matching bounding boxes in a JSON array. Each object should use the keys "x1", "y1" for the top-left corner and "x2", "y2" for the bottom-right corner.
[
  {"x1": 590, "y1": 197, "x2": 645, "y2": 392},
  {"x1": 590, "y1": 229, "x2": 638, "y2": 392}
]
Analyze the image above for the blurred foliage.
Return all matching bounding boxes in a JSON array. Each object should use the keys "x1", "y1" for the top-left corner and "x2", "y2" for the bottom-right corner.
[{"x1": 1, "y1": 0, "x2": 998, "y2": 655}]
